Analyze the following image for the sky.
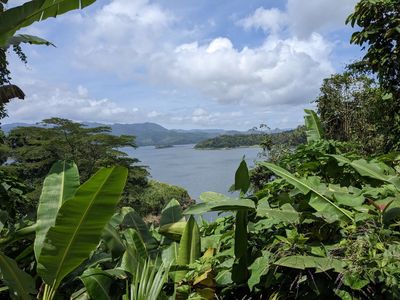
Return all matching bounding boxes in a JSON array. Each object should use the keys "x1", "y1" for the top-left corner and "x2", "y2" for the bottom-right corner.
[{"x1": 4, "y1": 0, "x2": 361, "y2": 130}]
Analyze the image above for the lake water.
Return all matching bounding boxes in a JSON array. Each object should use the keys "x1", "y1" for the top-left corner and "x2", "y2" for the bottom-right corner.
[{"x1": 123, "y1": 144, "x2": 261, "y2": 201}]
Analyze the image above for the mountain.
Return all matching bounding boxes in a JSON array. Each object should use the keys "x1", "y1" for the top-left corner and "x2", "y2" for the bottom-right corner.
[
  {"x1": 1, "y1": 122, "x2": 241, "y2": 146},
  {"x1": 1, "y1": 122, "x2": 33, "y2": 132},
  {"x1": 108, "y1": 122, "x2": 226, "y2": 146}
]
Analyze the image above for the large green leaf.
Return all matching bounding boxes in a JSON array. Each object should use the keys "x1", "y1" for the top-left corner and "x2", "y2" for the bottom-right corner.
[
  {"x1": 120, "y1": 248, "x2": 140, "y2": 277},
  {"x1": 0, "y1": 252, "x2": 35, "y2": 300},
  {"x1": 102, "y1": 222, "x2": 125, "y2": 259},
  {"x1": 159, "y1": 221, "x2": 186, "y2": 241},
  {"x1": 184, "y1": 199, "x2": 255, "y2": 215},
  {"x1": 124, "y1": 228, "x2": 148, "y2": 261},
  {"x1": 0, "y1": 0, "x2": 96, "y2": 46},
  {"x1": 232, "y1": 210, "x2": 249, "y2": 284},
  {"x1": 234, "y1": 159, "x2": 250, "y2": 194},
  {"x1": 199, "y1": 191, "x2": 230, "y2": 203},
  {"x1": 248, "y1": 252, "x2": 271, "y2": 290},
  {"x1": 175, "y1": 216, "x2": 201, "y2": 283},
  {"x1": 79, "y1": 269, "x2": 113, "y2": 300},
  {"x1": 162, "y1": 242, "x2": 179, "y2": 265},
  {"x1": 160, "y1": 199, "x2": 184, "y2": 227},
  {"x1": 257, "y1": 203, "x2": 300, "y2": 223},
  {"x1": 35, "y1": 160, "x2": 80, "y2": 261},
  {"x1": 275, "y1": 255, "x2": 345, "y2": 273},
  {"x1": 304, "y1": 109, "x2": 323, "y2": 142},
  {"x1": 331, "y1": 155, "x2": 400, "y2": 189},
  {"x1": 101, "y1": 208, "x2": 135, "y2": 259},
  {"x1": 259, "y1": 162, "x2": 353, "y2": 222},
  {"x1": 122, "y1": 209, "x2": 158, "y2": 251},
  {"x1": 37, "y1": 166, "x2": 128, "y2": 289},
  {"x1": 158, "y1": 199, "x2": 186, "y2": 240}
]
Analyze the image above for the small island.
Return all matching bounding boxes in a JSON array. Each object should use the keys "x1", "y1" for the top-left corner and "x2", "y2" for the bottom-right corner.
[
  {"x1": 155, "y1": 144, "x2": 174, "y2": 149},
  {"x1": 194, "y1": 134, "x2": 264, "y2": 149},
  {"x1": 194, "y1": 127, "x2": 306, "y2": 149}
]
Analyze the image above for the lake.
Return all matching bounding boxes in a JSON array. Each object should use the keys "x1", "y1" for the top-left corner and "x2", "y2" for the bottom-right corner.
[{"x1": 123, "y1": 144, "x2": 261, "y2": 201}]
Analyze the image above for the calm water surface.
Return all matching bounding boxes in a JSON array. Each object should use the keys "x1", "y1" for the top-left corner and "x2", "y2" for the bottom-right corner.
[{"x1": 124, "y1": 144, "x2": 261, "y2": 201}]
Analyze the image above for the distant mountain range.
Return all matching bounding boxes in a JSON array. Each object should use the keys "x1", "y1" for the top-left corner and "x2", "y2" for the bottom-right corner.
[
  {"x1": 1, "y1": 122, "x2": 288, "y2": 147},
  {"x1": 108, "y1": 123, "x2": 242, "y2": 146}
]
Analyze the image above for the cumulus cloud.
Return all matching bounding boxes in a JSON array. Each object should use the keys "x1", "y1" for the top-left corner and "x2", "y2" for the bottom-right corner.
[
  {"x1": 5, "y1": 80, "x2": 140, "y2": 123},
  {"x1": 149, "y1": 34, "x2": 333, "y2": 106},
  {"x1": 237, "y1": 8, "x2": 287, "y2": 34},
  {"x1": 75, "y1": 0, "x2": 175, "y2": 76},
  {"x1": 69, "y1": 0, "x2": 346, "y2": 109},
  {"x1": 6, "y1": 0, "x2": 357, "y2": 128},
  {"x1": 237, "y1": 0, "x2": 358, "y2": 38}
]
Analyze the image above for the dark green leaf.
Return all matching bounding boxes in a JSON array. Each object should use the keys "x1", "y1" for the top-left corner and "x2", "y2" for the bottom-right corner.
[{"x1": 234, "y1": 159, "x2": 250, "y2": 194}]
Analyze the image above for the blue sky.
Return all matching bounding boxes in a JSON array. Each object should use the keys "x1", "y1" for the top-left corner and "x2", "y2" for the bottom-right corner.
[{"x1": 5, "y1": 0, "x2": 361, "y2": 130}]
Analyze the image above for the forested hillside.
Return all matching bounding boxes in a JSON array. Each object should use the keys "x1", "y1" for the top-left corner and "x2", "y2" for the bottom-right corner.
[
  {"x1": 195, "y1": 126, "x2": 306, "y2": 149},
  {"x1": 1, "y1": 0, "x2": 400, "y2": 299},
  {"x1": 2, "y1": 122, "x2": 238, "y2": 146}
]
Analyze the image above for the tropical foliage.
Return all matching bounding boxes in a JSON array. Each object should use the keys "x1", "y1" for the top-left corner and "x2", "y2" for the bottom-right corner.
[
  {"x1": 3, "y1": 118, "x2": 147, "y2": 205},
  {"x1": 345, "y1": 0, "x2": 400, "y2": 152},
  {"x1": 1, "y1": 162, "x2": 127, "y2": 299},
  {"x1": 3, "y1": 110, "x2": 400, "y2": 299},
  {"x1": 2, "y1": 0, "x2": 400, "y2": 299},
  {"x1": 315, "y1": 68, "x2": 398, "y2": 154},
  {"x1": 1, "y1": 118, "x2": 192, "y2": 221},
  {"x1": 347, "y1": 0, "x2": 400, "y2": 93}
]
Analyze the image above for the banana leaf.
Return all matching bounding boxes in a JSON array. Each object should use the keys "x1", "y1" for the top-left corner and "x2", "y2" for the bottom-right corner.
[
  {"x1": 175, "y1": 216, "x2": 201, "y2": 283},
  {"x1": 35, "y1": 160, "x2": 79, "y2": 261},
  {"x1": 184, "y1": 199, "x2": 255, "y2": 215},
  {"x1": 37, "y1": 166, "x2": 127, "y2": 289},
  {"x1": 331, "y1": 155, "x2": 400, "y2": 190},
  {"x1": 304, "y1": 109, "x2": 323, "y2": 142},
  {"x1": 79, "y1": 269, "x2": 113, "y2": 300},
  {"x1": 0, "y1": 252, "x2": 35, "y2": 300},
  {"x1": 0, "y1": 0, "x2": 96, "y2": 46},
  {"x1": 259, "y1": 162, "x2": 353, "y2": 222}
]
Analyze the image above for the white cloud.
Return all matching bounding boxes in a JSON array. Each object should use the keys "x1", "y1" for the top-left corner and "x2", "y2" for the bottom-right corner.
[
  {"x1": 70, "y1": 0, "x2": 341, "y2": 109},
  {"x1": 147, "y1": 110, "x2": 161, "y2": 118},
  {"x1": 206, "y1": 38, "x2": 233, "y2": 53},
  {"x1": 150, "y1": 34, "x2": 333, "y2": 106},
  {"x1": 167, "y1": 108, "x2": 247, "y2": 127},
  {"x1": 5, "y1": 80, "x2": 141, "y2": 124},
  {"x1": 286, "y1": 0, "x2": 358, "y2": 38},
  {"x1": 237, "y1": 0, "x2": 358, "y2": 38},
  {"x1": 6, "y1": 0, "x2": 357, "y2": 129},
  {"x1": 77, "y1": 85, "x2": 89, "y2": 97},
  {"x1": 237, "y1": 8, "x2": 287, "y2": 34},
  {"x1": 75, "y1": 0, "x2": 175, "y2": 76},
  {"x1": 192, "y1": 108, "x2": 208, "y2": 117}
]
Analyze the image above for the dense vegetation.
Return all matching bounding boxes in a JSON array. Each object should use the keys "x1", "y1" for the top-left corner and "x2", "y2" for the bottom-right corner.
[
  {"x1": 194, "y1": 127, "x2": 306, "y2": 150},
  {"x1": 1, "y1": 0, "x2": 400, "y2": 299},
  {"x1": 2, "y1": 122, "x2": 241, "y2": 147},
  {"x1": 194, "y1": 133, "x2": 264, "y2": 149},
  {"x1": 319, "y1": 0, "x2": 400, "y2": 154},
  {"x1": 3, "y1": 111, "x2": 400, "y2": 299},
  {"x1": 0, "y1": 118, "x2": 192, "y2": 221}
]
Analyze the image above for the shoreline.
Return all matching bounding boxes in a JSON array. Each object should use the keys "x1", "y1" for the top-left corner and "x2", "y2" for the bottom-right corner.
[{"x1": 194, "y1": 145, "x2": 261, "y2": 150}]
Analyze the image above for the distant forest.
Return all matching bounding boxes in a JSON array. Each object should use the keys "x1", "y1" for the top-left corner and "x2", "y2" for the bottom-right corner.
[{"x1": 195, "y1": 126, "x2": 306, "y2": 149}]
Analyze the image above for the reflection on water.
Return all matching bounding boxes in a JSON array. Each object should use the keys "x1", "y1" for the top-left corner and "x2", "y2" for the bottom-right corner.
[{"x1": 123, "y1": 144, "x2": 261, "y2": 201}]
